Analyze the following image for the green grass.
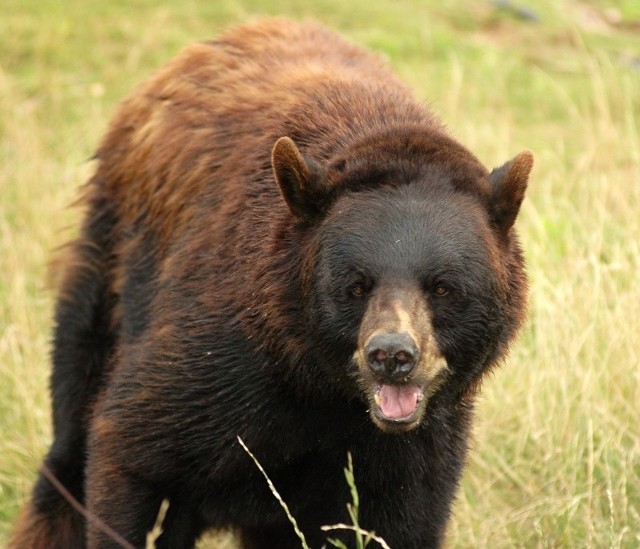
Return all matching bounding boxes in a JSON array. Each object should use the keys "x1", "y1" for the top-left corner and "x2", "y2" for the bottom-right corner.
[{"x1": 1, "y1": 0, "x2": 639, "y2": 546}]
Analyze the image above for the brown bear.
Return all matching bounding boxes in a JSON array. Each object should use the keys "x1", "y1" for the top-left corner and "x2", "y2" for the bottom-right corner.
[{"x1": 12, "y1": 18, "x2": 533, "y2": 549}]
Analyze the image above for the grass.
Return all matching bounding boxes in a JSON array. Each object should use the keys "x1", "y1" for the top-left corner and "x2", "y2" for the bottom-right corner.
[
  {"x1": 237, "y1": 437, "x2": 310, "y2": 549},
  {"x1": 1, "y1": 0, "x2": 639, "y2": 546},
  {"x1": 321, "y1": 453, "x2": 391, "y2": 549}
]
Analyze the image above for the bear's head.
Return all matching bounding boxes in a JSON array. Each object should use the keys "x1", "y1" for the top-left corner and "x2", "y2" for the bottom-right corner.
[{"x1": 272, "y1": 133, "x2": 533, "y2": 433}]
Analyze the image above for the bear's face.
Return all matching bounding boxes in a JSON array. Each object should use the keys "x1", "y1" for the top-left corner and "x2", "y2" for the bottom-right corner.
[
  {"x1": 271, "y1": 135, "x2": 532, "y2": 434},
  {"x1": 307, "y1": 185, "x2": 507, "y2": 433}
]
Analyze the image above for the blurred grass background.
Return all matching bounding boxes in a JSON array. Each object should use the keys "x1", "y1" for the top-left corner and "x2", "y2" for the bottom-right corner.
[{"x1": 1, "y1": 0, "x2": 639, "y2": 547}]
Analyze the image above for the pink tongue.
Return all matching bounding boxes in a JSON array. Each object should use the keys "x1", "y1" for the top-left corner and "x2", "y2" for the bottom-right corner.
[{"x1": 378, "y1": 384, "x2": 421, "y2": 419}]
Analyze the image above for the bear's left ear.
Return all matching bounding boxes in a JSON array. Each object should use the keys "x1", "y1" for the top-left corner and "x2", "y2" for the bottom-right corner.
[
  {"x1": 272, "y1": 136, "x2": 326, "y2": 220},
  {"x1": 488, "y1": 151, "x2": 534, "y2": 236}
]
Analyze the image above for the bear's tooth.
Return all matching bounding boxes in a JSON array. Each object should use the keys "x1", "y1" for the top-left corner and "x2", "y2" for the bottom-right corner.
[{"x1": 374, "y1": 393, "x2": 381, "y2": 407}]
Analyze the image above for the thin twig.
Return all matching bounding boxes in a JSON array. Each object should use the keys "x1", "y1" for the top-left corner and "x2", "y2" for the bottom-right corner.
[
  {"x1": 237, "y1": 436, "x2": 310, "y2": 549},
  {"x1": 321, "y1": 524, "x2": 392, "y2": 549},
  {"x1": 40, "y1": 464, "x2": 135, "y2": 549}
]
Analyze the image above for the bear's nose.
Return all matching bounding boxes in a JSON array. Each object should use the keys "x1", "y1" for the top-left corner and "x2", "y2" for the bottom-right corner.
[{"x1": 365, "y1": 333, "x2": 419, "y2": 380}]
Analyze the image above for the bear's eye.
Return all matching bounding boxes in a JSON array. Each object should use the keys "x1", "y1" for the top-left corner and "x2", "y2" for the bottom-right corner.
[
  {"x1": 350, "y1": 285, "x2": 366, "y2": 298},
  {"x1": 433, "y1": 285, "x2": 449, "y2": 297},
  {"x1": 345, "y1": 271, "x2": 373, "y2": 300}
]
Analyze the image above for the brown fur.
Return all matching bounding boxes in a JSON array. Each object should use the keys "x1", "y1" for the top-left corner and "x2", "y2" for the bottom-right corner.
[{"x1": 10, "y1": 495, "x2": 83, "y2": 549}]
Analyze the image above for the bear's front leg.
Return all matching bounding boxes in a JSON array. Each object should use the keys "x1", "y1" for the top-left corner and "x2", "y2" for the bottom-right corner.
[{"x1": 85, "y1": 421, "x2": 201, "y2": 549}]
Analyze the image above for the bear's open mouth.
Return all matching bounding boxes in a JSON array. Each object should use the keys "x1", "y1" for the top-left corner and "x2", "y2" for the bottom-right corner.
[{"x1": 372, "y1": 383, "x2": 424, "y2": 424}]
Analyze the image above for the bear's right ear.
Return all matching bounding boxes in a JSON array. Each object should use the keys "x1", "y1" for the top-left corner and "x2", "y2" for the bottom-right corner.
[{"x1": 272, "y1": 136, "x2": 326, "y2": 220}]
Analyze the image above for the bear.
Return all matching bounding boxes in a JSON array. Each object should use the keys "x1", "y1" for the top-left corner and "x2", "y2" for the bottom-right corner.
[{"x1": 11, "y1": 18, "x2": 533, "y2": 549}]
